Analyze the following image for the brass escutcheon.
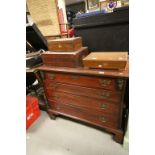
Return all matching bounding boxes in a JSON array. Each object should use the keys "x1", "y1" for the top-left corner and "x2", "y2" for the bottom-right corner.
[
  {"x1": 99, "y1": 79, "x2": 111, "y2": 87},
  {"x1": 53, "y1": 94, "x2": 60, "y2": 100},
  {"x1": 49, "y1": 73, "x2": 55, "y2": 80},
  {"x1": 101, "y1": 92, "x2": 110, "y2": 99}
]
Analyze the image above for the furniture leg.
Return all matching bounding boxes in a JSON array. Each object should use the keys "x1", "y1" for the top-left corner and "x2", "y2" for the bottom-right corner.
[
  {"x1": 47, "y1": 108, "x2": 57, "y2": 120},
  {"x1": 113, "y1": 130, "x2": 124, "y2": 144}
]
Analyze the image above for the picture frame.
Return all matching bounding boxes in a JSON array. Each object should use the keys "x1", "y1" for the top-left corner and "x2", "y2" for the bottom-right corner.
[
  {"x1": 87, "y1": 0, "x2": 99, "y2": 11},
  {"x1": 99, "y1": 0, "x2": 108, "y2": 10},
  {"x1": 100, "y1": 0, "x2": 119, "y2": 12}
]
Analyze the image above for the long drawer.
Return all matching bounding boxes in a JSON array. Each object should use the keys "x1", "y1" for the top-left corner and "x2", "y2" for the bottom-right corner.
[
  {"x1": 44, "y1": 72, "x2": 125, "y2": 91},
  {"x1": 48, "y1": 100, "x2": 119, "y2": 129},
  {"x1": 44, "y1": 80, "x2": 122, "y2": 103},
  {"x1": 47, "y1": 91, "x2": 120, "y2": 115}
]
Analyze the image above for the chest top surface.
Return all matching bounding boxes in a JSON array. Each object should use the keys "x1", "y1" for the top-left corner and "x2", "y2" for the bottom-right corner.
[{"x1": 37, "y1": 61, "x2": 128, "y2": 79}]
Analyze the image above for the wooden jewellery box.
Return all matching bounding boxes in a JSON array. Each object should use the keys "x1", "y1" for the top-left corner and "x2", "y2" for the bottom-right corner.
[
  {"x1": 47, "y1": 37, "x2": 82, "y2": 52},
  {"x1": 83, "y1": 52, "x2": 128, "y2": 70},
  {"x1": 41, "y1": 47, "x2": 89, "y2": 68}
]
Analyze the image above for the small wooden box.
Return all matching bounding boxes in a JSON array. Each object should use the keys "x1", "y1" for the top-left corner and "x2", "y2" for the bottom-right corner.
[
  {"x1": 41, "y1": 47, "x2": 89, "y2": 68},
  {"x1": 83, "y1": 52, "x2": 128, "y2": 70},
  {"x1": 47, "y1": 37, "x2": 82, "y2": 52}
]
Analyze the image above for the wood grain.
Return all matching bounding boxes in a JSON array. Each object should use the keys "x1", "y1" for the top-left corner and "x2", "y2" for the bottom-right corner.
[
  {"x1": 41, "y1": 47, "x2": 89, "y2": 67},
  {"x1": 37, "y1": 64, "x2": 129, "y2": 78},
  {"x1": 44, "y1": 72, "x2": 125, "y2": 91},
  {"x1": 48, "y1": 100, "x2": 120, "y2": 128},
  {"x1": 44, "y1": 81, "x2": 122, "y2": 102},
  {"x1": 47, "y1": 37, "x2": 82, "y2": 52},
  {"x1": 46, "y1": 91, "x2": 121, "y2": 115}
]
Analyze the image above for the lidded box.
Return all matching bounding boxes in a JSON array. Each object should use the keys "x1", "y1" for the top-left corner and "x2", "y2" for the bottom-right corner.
[
  {"x1": 83, "y1": 52, "x2": 128, "y2": 70},
  {"x1": 47, "y1": 37, "x2": 82, "y2": 52},
  {"x1": 41, "y1": 47, "x2": 89, "y2": 68}
]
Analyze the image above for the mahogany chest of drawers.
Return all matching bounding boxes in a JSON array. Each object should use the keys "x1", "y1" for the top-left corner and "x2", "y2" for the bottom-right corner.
[{"x1": 37, "y1": 65, "x2": 128, "y2": 143}]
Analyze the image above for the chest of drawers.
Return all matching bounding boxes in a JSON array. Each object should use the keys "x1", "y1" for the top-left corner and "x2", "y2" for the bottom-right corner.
[{"x1": 37, "y1": 65, "x2": 128, "y2": 143}]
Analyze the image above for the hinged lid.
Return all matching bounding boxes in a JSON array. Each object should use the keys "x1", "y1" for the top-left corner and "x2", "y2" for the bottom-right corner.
[
  {"x1": 48, "y1": 37, "x2": 81, "y2": 43},
  {"x1": 83, "y1": 52, "x2": 128, "y2": 62}
]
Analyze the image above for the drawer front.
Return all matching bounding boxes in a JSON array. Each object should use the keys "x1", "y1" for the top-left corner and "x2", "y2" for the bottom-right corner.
[
  {"x1": 47, "y1": 91, "x2": 120, "y2": 115},
  {"x1": 44, "y1": 81, "x2": 122, "y2": 102},
  {"x1": 49, "y1": 100, "x2": 119, "y2": 129},
  {"x1": 44, "y1": 72, "x2": 125, "y2": 91}
]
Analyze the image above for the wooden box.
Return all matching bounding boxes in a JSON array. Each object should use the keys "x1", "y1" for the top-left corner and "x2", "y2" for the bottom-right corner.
[
  {"x1": 83, "y1": 52, "x2": 128, "y2": 70},
  {"x1": 47, "y1": 37, "x2": 82, "y2": 52},
  {"x1": 41, "y1": 47, "x2": 89, "y2": 68}
]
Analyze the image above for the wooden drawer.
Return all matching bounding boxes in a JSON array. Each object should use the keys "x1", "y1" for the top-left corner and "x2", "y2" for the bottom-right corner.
[
  {"x1": 44, "y1": 72, "x2": 125, "y2": 91},
  {"x1": 47, "y1": 91, "x2": 120, "y2": 115},
  {"x1": 48, "y1": 100, "x2": 119, "y2": 129},
  {"x1": 44, "y1": 81, "x2": 122, "y2": 103}
]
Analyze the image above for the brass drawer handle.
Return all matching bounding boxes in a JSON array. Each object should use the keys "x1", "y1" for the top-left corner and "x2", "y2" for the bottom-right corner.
[
  {"x1": 117, "y1": 79, "x2": 124, "y2": 90},
  {"x1": 50, "y1": 84, "x2": 57, "y2": 90},
  {"x1": 100, "y1": 116, "x2": 107, "y2": 123},
  {"x1": 56, "y1": 106, "x2": 60, "y2": 110},
  {"x1": 99, "y1": 79, "x2": 111, "y2": 87},
  {"x1": 53, "y1": 94, "x2": 60, "y2": 100},
  {"x1": 100, "y1": 104, "x2": 107, "y2": 110},
  {"x1": 70, "y1": 75, "x2": 79, "y2": 80},
  {"x1": 101, "y1": 92, "x2": 110, "y2": 99},
  {"x1": 49, "y1": 74, "x2": 55, "y2": 80}
]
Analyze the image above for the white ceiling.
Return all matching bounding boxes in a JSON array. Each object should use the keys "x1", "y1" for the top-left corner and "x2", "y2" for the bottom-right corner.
[{"x1": 65, "y1": 0, "x2": 85, "y2": 5}]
